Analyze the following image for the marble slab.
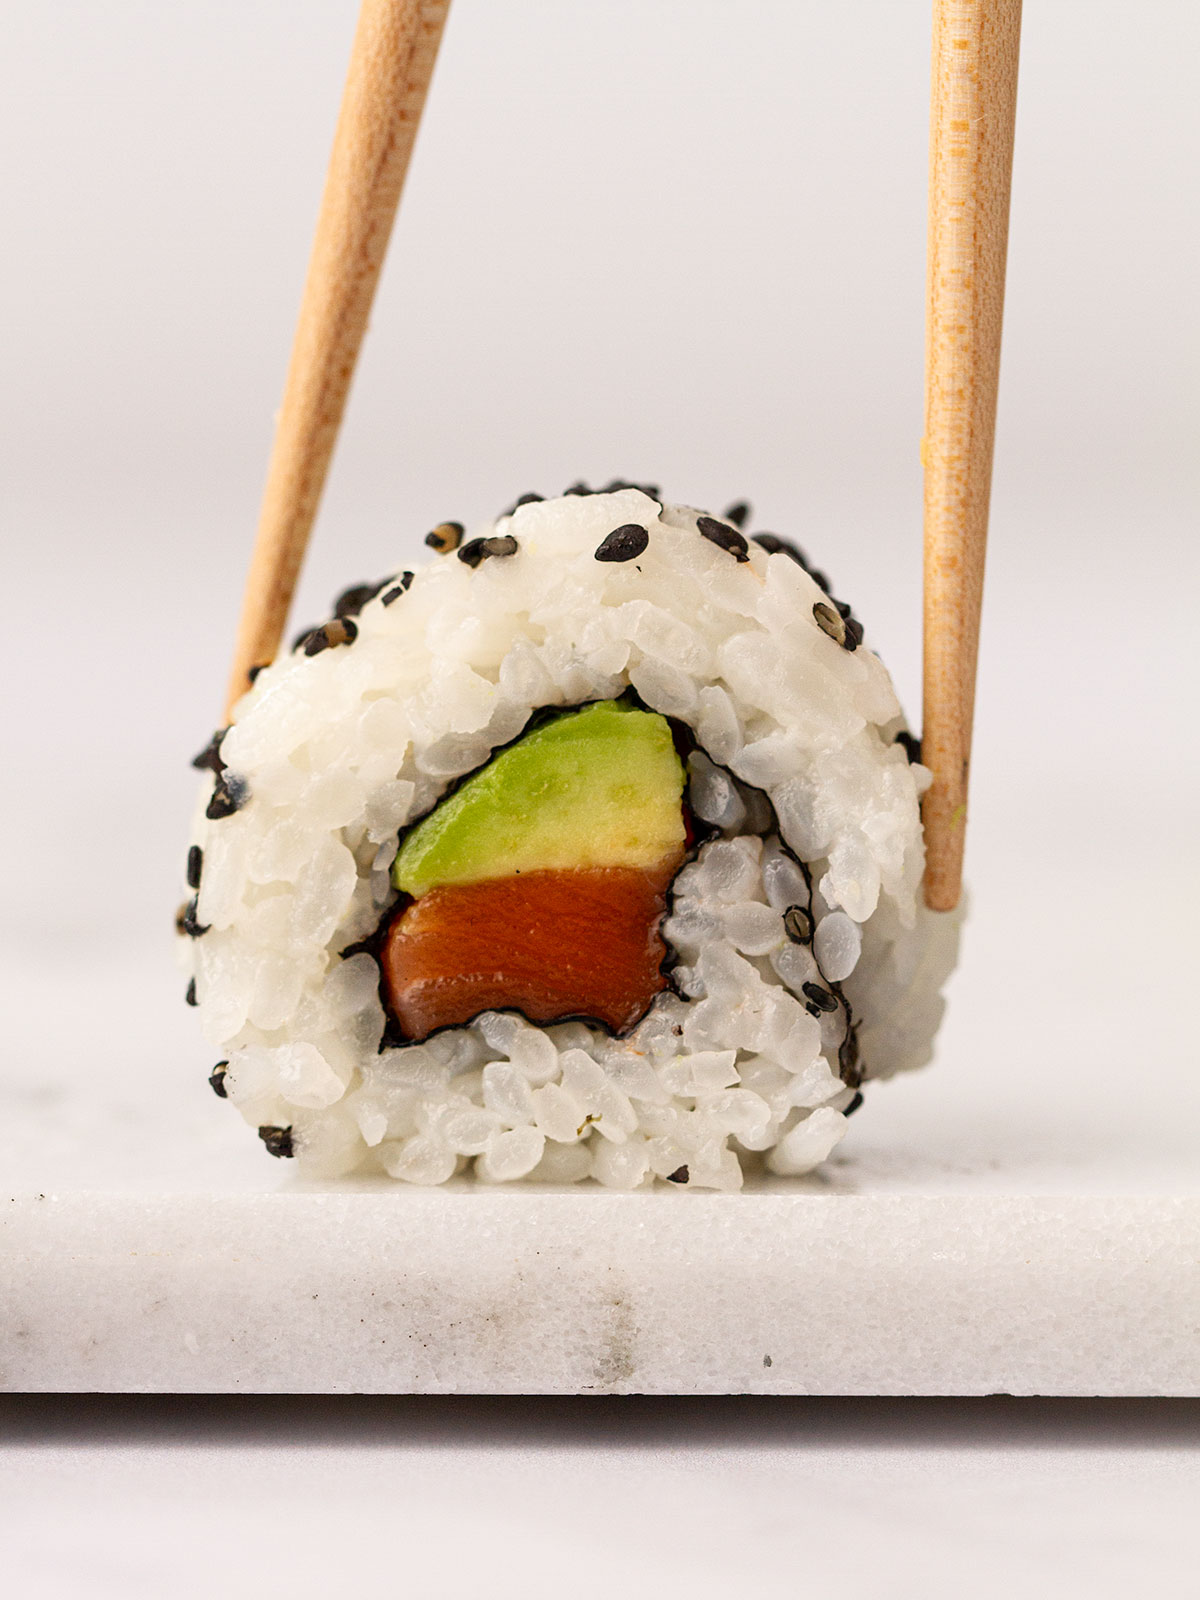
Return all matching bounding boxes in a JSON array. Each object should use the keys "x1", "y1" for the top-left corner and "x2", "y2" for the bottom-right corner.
[{"x1": 5, "y1": 1185, "x2": 1198, "y2": 1394}]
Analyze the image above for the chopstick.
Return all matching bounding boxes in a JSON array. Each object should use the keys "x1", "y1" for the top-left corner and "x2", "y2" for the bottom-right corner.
[
  {"x1": 223, "y1": 0, "x2": 452, "y2": 720},
  {"x1": 921, "y1": 0, "x2": 1021, "y2": 911}
]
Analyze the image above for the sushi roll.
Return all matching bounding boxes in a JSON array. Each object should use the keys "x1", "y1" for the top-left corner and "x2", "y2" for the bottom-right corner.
[{"x1": 181, "y1": 486, "x2": 959, "y2": 1188}]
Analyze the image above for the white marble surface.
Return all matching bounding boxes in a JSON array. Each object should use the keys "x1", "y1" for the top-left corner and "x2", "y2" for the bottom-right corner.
[{"x1": 4, "y1": 772, "x2": 1198, "y2": 1395}]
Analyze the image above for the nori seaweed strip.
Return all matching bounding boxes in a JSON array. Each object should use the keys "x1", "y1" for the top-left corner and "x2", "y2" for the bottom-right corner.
[{"x1": 838, "y1": 1022, "x2": 863, "y2": 1090}]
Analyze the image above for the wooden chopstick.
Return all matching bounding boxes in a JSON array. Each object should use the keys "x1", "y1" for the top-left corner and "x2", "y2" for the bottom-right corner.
[
  {"x1": 921, "y1": 0, "x2": 1022, "y2": 911},
  {"x1": 223, "y1": 0, "x2": 452, "y2": 719}
]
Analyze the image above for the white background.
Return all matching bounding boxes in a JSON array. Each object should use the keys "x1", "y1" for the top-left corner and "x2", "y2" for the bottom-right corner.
[{"x1": 2, "y1": 1, "x2": 1198, "y2": 1594}]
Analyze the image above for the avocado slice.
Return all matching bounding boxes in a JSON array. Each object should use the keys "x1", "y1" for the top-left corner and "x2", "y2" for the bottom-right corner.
[{"x1": 392, "y1": 699, "x2": 686, "y2": 897}]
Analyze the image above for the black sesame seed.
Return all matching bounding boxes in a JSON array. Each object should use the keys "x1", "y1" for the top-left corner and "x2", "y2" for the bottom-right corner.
[
  {"x1": 697, "y1": 515, "x2": 750, "y2": 562},
  {"x1": 843, "y1": 1090, "x2": 864, "y2": 1117},
  {"x1": 842, "y1": 617, "x2": 863, "y2": 652},
  {"x1": 458, "y1": 534, "x2": 518, "y2": 568},
  {"x1": 247, "y1": 664, "x2": 265, "y2": 685},
  {"x1": 205, "y1": 772, "x2": 248, "y2": 821},
  {"x1": 190, "y1": 728, "x2": 228, "y2": 775},
  {"x1": 186, "y1": 845, "x2": 203, "y2": 890},
  {"x1": 813, "y1": 601, "x2": 846, "y2": 646},
  {"x1": 783, "y1": 905, "x2": 813, "y2": 944},
  {"x1": 894, "y1": 730, "x2": 922, "y2": 764},
  {"x1": 302, "y1": 617, "x2": 357, "y2": 657},
  {"x1": 185, "y1": 977, "x2": 198, "y2": 1006},
  {"x1": 806, "y1": 1002, "x2": 822, "y2": 1018},
  {"x1": 258, "y1": 1125, "x2": 294, "y2": 1159},
  {"x1": 500, "y1": 492, "x2": 544, "y2": 517},
  {"x1": 721, "y1": 500, "x2": 751, "y2": 528},
  {"x1": 563, "y1": 480, "x2": 591, "y2": 496},
  {"x1": 601, "y1": 478, "x2": 662, "y2": 500},
  {"x1": 802, "y1": 981, "x2": 839, "y2": 1014},
  {"x1": 665, "y1": 1165, "x2": 689, "y2": 1184},
  {"x1": 334, "y1": 579, "x2": 386, "y2": 620},
  {"x1": 380, "y1": 572, "x2": 413, "y2": 606},
  {"x1": 752, "y1": 534, "x2": 832, "y2": 591},
  {"x1": 594, "y1": 523, "x2": 649, "y2": 563},
  {"x1": 753, "y1": 532, "x2": 803, "y2": 563},
  {"x1": 425, "y1": 521, "x2": 464, "y2": 554},
  {"x1": 180, "y1": 895, "x2": 210, "y2": 938},
  {"x1": 209, "y1": 1062, "x2": 229, "y2": 1098},
  {"x1": 833, "y1": 599, "x2": 852, "y2": 620}
]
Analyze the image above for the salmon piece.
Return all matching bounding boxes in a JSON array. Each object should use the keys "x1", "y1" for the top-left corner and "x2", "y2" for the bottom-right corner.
[{"x1": 381, "y1": 864, "x2": 679, "y2": 1040}]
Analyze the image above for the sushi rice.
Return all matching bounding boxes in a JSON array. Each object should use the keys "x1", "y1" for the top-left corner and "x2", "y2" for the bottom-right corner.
[{"x1": 181, "y1": 489, "x2": 960, "y2": 1188}]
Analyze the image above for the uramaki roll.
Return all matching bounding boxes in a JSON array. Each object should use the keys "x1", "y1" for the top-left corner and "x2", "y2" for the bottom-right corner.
[{"x1": 181, "y1": 487, "x2": 959, "y2": 1187}]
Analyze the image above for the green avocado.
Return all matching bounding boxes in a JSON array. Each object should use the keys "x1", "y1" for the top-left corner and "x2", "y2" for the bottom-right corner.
[{"x1": 392, "y1": 699, "x2": 686, "y2": 897}]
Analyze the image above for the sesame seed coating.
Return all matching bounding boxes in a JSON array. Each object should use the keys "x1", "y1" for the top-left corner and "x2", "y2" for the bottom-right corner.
[
  {"x1": 205, "y1": 772, "x2": 248, "y2": 820},
  {"x1": 696, "y1": 516, "x2": 750, "y2": 562},
  {"x1": 458, "y1": 535, "x2": 519, "y2": 568},
  {"x1": 802, "y1": 980, "x2": 839, "y2": 1013},
  {"x1": 594, "y1": 524, "x2": 649, "y2": 562},
  {"x1": 425, "y1": 521, "x2": 464, "y2": 554},
  {"x1": 258, "y1": 1125, "x2": 294, "y2": 1158}
]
